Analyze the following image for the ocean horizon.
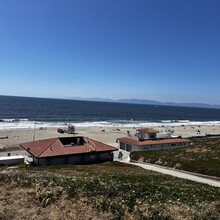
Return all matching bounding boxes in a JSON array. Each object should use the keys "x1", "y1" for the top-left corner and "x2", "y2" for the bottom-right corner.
[{"x1": 0, "y1": 95, "x2": 220, "y2": 130}]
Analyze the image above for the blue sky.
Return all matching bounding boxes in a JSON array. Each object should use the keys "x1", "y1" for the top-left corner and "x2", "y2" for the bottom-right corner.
[{"x1": 0, "y1": 0, "x2": 220, "y2": 104}]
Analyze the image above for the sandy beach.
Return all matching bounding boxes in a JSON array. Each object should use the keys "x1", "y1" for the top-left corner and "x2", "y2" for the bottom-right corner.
[{"x1": 1, "y1": 124, "x2": 220, "y2": 157}]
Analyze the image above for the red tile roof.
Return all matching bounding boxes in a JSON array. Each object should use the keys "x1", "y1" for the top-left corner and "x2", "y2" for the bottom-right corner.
[
  {"x1": 21, "y1": 138, "x2": 58, "y2": 157},
  {"x1": 117, "y1": 137, "x2": 191, "y2": 146},
  {"x1": 136, "y1": 128, "x2": 159, "y2": 133},
  {"x1": 20, "y1": 137, "x2": 117, "y2": 158}
]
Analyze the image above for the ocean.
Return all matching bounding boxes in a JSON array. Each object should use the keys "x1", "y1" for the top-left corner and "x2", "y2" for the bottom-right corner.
[{"x1": 0, "y1": 95, "x2": 220, "y2": 130}]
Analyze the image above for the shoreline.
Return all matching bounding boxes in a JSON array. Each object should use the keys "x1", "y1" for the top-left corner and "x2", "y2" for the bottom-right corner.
[{"x1": 1, "y1": 119, "x2": 220, "y2": 131}]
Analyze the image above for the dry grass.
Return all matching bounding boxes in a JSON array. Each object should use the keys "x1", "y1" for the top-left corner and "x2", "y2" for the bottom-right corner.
[
  {"x1": 0, "y1": 186, "x2": 114, "y2": 220},
  {"x1": 0, "y1": 162, "x2": 219, "y2": 219}
]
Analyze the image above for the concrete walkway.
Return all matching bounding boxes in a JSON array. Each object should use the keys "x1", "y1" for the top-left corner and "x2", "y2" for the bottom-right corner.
[
  {"x1": 114, "y1": 149, "x2": 220, "y2": 187},
  {"x1": 122, "y1": 160, "x2": 220, "y2": 188}
]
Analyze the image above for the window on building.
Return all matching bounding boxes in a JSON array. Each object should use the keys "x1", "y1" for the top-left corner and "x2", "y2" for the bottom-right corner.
[
  {"x1": 126, "y1": 144, "x2": 132, "y2": 152},
  {"x1": 120, "y1": 142, "x2": 125, "y2": 150}
]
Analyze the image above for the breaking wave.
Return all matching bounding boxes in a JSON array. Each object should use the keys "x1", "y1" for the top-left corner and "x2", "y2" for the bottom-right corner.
[{"x1": 0, "y1": 118, "x2": 220, "y2": 130}]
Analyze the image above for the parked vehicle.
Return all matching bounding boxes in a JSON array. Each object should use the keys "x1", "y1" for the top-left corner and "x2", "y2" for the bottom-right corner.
[
  {"x1": 57, "y1": 128, "x2": 64, "y2": 133},
  {"x1": 57, "y1": 125, "x2": 75, "y2": 134}
]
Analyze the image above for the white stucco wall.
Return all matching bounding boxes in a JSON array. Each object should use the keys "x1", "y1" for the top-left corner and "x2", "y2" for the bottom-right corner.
[
  {"x1": 133, "y1": 142, "x2": 190, "y2": 151},
  {"x1": 140, "y1": 132, "x2": 157, "y2": 140},
  {"x1": 119, "y1": 141, "x2": 191, "y2": 152},
  {"x1": 0, "y1": 156, "x2": 24, "y2": 166}
]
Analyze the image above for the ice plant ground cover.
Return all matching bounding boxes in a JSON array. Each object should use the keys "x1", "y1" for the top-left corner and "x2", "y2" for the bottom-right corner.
[
  {"x1": 131, "y1": 136, "x2": 220, "y2": 177},
  {"x1": 0, "y1": 162, "x2": 219, "y2": 219}
]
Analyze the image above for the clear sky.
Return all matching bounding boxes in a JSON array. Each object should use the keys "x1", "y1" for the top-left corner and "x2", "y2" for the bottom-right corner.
[{"x1": 0, "y1": 0, "x2": 220, "y2": 104}]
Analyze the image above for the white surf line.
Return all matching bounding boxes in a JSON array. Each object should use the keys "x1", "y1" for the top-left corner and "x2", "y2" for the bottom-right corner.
[{"x1": 122, "y1": 161, "x2": 220, "y2": 188}]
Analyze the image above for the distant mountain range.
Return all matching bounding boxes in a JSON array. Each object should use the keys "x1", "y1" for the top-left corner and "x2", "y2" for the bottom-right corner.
[{"x1": 65, "y1": 97, "x2": 220, "y2": 109}]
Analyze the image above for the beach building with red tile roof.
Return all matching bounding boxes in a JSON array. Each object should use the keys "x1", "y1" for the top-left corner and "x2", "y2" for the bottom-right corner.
[
  {"x1": 117, "y1": 128, "x2": 191, "y2": 152},
  {"x1": 20, "y1": 136, "x2": 117, "y2": 166}
]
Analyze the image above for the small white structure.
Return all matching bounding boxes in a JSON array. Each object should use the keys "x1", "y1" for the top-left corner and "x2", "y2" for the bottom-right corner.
[
  {"x1": 137, "y1": 128, "x2": 158, "y2": 140},
  {"x1": 0, "y1": 155, "x2": 25, "y2": 166}
]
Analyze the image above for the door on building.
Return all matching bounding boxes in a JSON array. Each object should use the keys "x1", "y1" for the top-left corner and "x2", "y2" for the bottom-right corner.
[{"x1": 126, "y1": 144, "x2": 132, "y2": 152}]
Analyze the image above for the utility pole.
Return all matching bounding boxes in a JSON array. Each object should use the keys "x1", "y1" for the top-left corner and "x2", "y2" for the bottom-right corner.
[{"x1": 33, "y1": 123, "x2": 36, "y2": 142}]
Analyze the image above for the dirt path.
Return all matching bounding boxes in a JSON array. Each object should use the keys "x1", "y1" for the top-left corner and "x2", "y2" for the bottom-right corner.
[{"x1": 121, "y1": 161, "x2": 220, "y2": 188}]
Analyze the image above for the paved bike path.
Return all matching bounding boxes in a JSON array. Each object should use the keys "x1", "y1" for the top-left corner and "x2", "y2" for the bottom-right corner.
[{"x1": 122, "y1": 161, "x2": 220, "y2": 188}]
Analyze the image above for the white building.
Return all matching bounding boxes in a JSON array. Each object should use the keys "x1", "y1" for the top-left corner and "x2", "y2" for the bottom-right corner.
[
  {"x1": 136, "y1": 128, "x2": 159, "y2": 140},
  {"x1": 0, "y1": 155, "x2": 25, "y2": 166},
  {"x1": 118, "y1": 128, "x2": 191, "y2": 152}
]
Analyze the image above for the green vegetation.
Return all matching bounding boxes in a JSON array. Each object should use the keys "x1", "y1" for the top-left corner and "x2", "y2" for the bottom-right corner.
[
  {"x1": 131, "y1": 136, "x2": 220, "y2": 177},
  {"x1": 0, "y1": 162, "x2": 219, "y2": 219}
]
